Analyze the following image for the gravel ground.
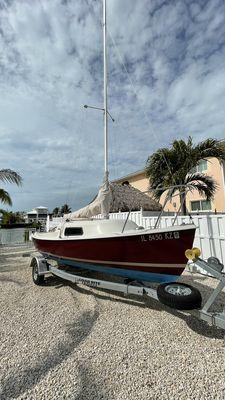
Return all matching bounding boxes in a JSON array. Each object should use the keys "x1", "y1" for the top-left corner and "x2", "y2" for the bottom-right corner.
[{"x1": 1, "y1": 245, "x2": 225, "y2": 400}]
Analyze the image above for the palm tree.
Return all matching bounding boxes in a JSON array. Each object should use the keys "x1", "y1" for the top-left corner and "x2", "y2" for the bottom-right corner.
[
  {"x1": 61, "y1": 204, "x2": 71, "y2": 215},
  {"x1": 1, "y1": 210, "x2": 24, "y2": 225},
  {"x1": 145, "y1": 137, "x2": 225, "y2": 215},
  {"x1": 0, "y1": 169, "x2": 22, "y2": 206},
  {"x1": 52, "y1": 207, "x2": 60, "y2": 217}
]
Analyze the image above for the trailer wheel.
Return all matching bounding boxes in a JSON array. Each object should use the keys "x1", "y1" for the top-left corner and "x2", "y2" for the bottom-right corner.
[
  {"x1": 31, "y1": 258, "x2": 45, "y2": 285},
  {"x1": 157, "y1": 282, "x2": 202, "y2": 310}
]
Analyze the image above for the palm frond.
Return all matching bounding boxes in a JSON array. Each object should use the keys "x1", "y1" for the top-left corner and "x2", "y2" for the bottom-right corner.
[
  {"x1": 164, "y1": 186, "x2": 178, "y2": 203},
  {"x1": 194, "y1": 138, "x2": 225, "y2": 162},
  {"x1": 145, "y1": 137, "x2": 224, "y2": 204},
  {"x1": 0, "y1": 169, "x2": 22, "y2": 185},
  {"x1": 0, "y1": 189, "x2": 12, "y2": 206},
  {"x1": 150, "y1": 186, "x2": 166, "y2": 200},
  {"x1": 145, "y1": 147, "x2": 176, "y2": 190},
  {"x1": 185, "y1": 173, "x2": 217, "y2": 200}
]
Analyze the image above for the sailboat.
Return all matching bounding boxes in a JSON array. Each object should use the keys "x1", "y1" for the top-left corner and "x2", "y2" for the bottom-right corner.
[{"x1": 32, "y1": 0, "x2": 196, "y2": 283}]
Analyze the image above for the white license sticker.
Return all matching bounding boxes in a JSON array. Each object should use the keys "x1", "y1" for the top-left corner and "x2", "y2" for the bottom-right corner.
[{"x1": 141, "y1": 231, "x2": 180, "y2": 242}]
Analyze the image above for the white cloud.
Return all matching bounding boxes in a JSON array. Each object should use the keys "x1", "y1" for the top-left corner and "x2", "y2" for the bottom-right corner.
[{"x1": 0, "y1": 0, "x2": 225, "y2": 211}]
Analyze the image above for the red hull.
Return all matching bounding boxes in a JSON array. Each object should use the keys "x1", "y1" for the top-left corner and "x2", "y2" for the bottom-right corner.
[{"x1": 33, "y1": 227, "x2": 195, "y2": 277}]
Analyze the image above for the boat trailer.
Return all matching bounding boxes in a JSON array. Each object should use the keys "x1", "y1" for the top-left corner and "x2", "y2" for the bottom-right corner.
[{"x1": 30, "y1": 248, "x2": 225, "y2": 331}]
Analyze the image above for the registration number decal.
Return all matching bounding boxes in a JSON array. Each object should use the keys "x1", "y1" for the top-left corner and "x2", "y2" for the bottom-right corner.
[{"x1": 141, "y1": 231, "x2": 180, "y2": 242}]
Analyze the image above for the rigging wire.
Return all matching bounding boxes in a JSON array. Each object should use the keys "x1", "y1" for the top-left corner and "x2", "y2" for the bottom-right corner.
[
  {"x1": 107, "y1": 27, "x2": 176, "y2": 187},
  {"x1": 83, "y1": 0, "x2": 176, "y2": 197},
  {"x1": 84, "y1": 0, "x2": 176, "y2": 187}
]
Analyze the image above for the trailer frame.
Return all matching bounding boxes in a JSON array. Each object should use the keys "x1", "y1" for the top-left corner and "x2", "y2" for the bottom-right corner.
[{"x1": 30, "y1": 252, "x2": 225, "y2": 331}]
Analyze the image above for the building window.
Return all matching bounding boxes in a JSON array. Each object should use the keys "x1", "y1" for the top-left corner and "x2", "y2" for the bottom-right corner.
[
  {"x1": 190, "y1": 160, "x2": 208, "y2": 174},
  {"x1": 191, "y1": 201, "x2": 200, "y2": 211},
  {"x1": 201, "y1": 200, "x2": 211, "y2": 210},
  {"x1": 190, "y1": 200, "x2": 211, "y2": 211}
]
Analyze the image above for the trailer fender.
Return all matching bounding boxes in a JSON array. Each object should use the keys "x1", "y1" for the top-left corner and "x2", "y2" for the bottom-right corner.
[{"x1": 30, "y1": 256, "x2": 49, "y2": 285}]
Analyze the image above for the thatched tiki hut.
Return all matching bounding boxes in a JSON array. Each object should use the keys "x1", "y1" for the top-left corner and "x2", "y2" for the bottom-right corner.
[
  {"x1": 109, "y1": 183, "x2": 161, "y2": 212},
  {"x1": 64, "y1": 182, "x2": 161, "y2": 220}
]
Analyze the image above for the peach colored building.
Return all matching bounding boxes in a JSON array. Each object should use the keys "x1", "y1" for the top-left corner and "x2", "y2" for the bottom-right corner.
[{"x1": 114, "y1": 158, "x2": 225, "y2": 213}]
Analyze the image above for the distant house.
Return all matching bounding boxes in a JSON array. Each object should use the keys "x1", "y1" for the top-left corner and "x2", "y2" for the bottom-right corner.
[
  {"x1": 113, "y1": 157, "x2": 225, "y2": 214},
  {"x1": 26, "y1": 206, "x2": 50, "y2": 225}
]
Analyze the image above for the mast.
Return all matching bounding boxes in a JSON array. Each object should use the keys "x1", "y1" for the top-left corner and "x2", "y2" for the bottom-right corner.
[{"x1": 103, "y1": 0, "x2": 109, "y2": 187}]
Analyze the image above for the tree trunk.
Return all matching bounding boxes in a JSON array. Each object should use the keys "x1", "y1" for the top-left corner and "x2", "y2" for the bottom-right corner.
[{"x1": 179, "y1": 191, "x2": 187, "y2": 215}]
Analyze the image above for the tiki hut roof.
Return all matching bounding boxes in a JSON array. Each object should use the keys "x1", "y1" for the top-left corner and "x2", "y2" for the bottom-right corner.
[
  {"x1": 64, "y1": 182, "x2": 161, "y2": 221},
  {"x1": 109, "y1": 183, "x2": 161, "y2": 212}
]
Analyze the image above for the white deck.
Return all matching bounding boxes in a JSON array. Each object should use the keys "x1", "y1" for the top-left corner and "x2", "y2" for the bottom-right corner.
[{"x1": 33, "y1": 218, "x2": 196, "y2": 241}]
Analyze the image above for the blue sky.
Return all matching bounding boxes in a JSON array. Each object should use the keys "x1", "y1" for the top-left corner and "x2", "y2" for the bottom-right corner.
[{"x1": 0, "y1": 0, "x2": 225, "y2": 212}]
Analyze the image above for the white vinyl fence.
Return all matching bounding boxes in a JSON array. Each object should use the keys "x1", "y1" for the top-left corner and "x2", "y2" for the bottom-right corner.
[{"x1": 47, "y1": 216, "x2": 62, "y2": 231}]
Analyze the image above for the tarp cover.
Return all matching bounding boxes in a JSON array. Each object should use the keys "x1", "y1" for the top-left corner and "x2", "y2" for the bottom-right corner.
[
  {"x1": 63, "y1": 182, "x2": 112, "y2": 220},
  {"x1": 63, "y1": 181, "x2": 161, "y2": 220}
]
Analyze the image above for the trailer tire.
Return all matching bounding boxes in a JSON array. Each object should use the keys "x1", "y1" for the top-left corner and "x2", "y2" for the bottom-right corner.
[
  {"x1": 31, "y1": 258, "x2": 45, "y2": 285},
  {"x1": 157, "y1": 282, "x2": 202, "y2": 310}
]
